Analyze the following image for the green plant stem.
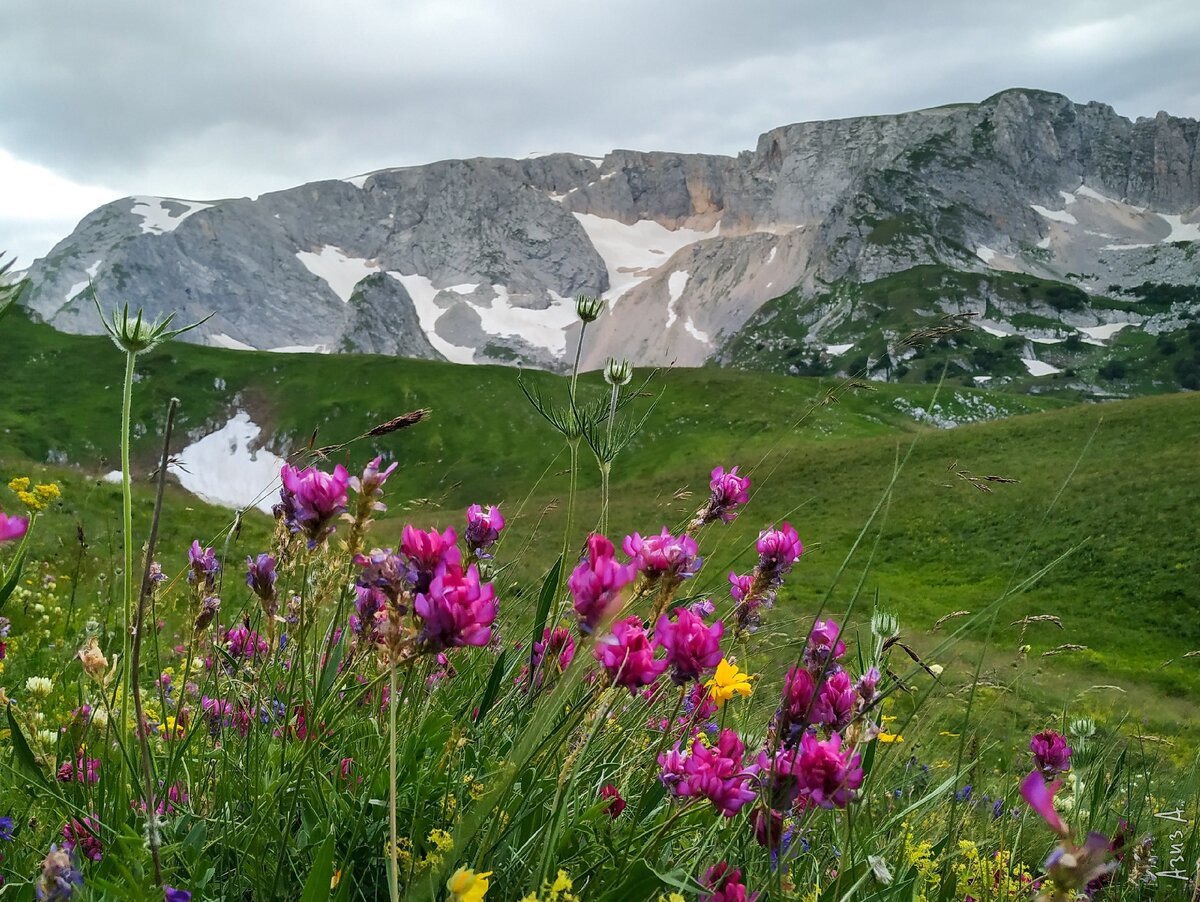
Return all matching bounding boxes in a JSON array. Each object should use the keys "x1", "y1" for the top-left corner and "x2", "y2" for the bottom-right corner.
[
  {"x1": 388, "y1": 663, "x2": 400, "y2": 902},
  {"x1": 120, "y1": 350, "x2": 135, "y2": 712}
]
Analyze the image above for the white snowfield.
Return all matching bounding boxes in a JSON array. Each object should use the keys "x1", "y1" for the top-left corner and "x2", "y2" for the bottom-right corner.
[
  {"x1": 295, "y1": 245, "x2": 379, "y2": 303},
  {"x1": 975, "y1": 246, "x2": 997, "y2": 263},
  {"x1": 386, "y1": 271, "x2": 476, "y2": 365},
  {"x1": 1021, "y1": 358, "x2": 1062, "y2": 377},
  {"x1": 1078, "y1": 322, "x2": 1133, "y2": 340},
  {"x1": 130, "y1": 196, "x2": 213, "y2": 235},
  {"x1": 167, "y1": 411, "x2": 286, "y2": 514},
  {"x1": 571, "y1": 213, "x2": 718, "y2": 304},
  {"x1": 1030, "y1": 204, "x2": 1078, "y2": 225},
  {"x1": 824, "y1": 343, "x2": 854, "y2": 356},
  {"x1": 210, "y1": 333, "x2": 257, "y2": 351}
]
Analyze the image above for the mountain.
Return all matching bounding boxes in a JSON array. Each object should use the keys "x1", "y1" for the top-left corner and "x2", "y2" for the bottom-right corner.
[{"x1": 17, "y1": 88, "x2": 1200, "y2": 395}]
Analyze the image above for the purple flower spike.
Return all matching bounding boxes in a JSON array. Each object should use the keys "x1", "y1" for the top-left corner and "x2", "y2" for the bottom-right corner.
[
  {"x1": 792, "y1": 732, "x2": 864, "y2": 809},
  {"x1": 594, "y1": 616, "x2": 668, "y2": 693},
  {"x1": 187, "y1": 541, "x2": 220, "y2": 592},
  {"x1": 756, "y1": 523, "x2": 803, "y2": 575},
  {"x1": 245, "y1": 553, "x2": 277, "y2": 606},
  {"x1": 532, "y1": 626, "x2": 575, "y2": 675},
  {"x1": 623, "y1": 528, "x2": 702, "y2": 581},
  {"x1": 804, "y1": 618, "x2": 847, "y2": 669},
  {"x1": 1030, "y1": 729, "x2": 1073, "y2": 778},
  {"x1": 0, "y1": 511, "x2": 29, "y2": 543},
  {"x1": 1020, "y1": 770, "x2": 1069, "y2": 837},
  {"x1": 702, "y1": 862, "x2": 760, "y2": 902},
  {"x1": 164, "y1": 888, "x2": 193, "y2": 902},
  {"x1": 351, "y1": 584, "x2": 388, "y2": 641},
  {"x1": 413, "y1": 562, "x2": 497, "y2": 653},
  {"x1": 654, "y1": 608, "x2": 724, "y2": 685},
  {"x1": 569, "y1": 534, "x2": 637, "y2": 634},
  {"x1": 812, "y1": 670, "x2": 857, "y2": 730},
  {"x1": 276, "y1": 463, "x2": 350, "y2": 547},
  {"x1": 36, "y1": 844, "x2": 83, "y2": 901},
  {"x1": 464, "y1": 504, "x2": 505, "y2": 559},
  {"x1": 707, "y1": 466, "x2": 751, "y2": 523}
]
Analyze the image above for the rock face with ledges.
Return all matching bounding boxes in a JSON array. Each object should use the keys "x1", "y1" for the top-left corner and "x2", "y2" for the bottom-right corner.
[{"x1": 19, "y1": 89, "x2": 1200, "y2": 375}]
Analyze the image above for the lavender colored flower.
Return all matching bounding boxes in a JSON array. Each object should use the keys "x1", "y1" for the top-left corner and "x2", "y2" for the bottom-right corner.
[
  {"x1": 193, "y1": 595, "x2": 220, "y2": 632},
  {"x1": 351, "y1": 584, "x2": 388, "y2": 642},
  {"x1": 244, "y1": 553, "x2": 277, "y2": 608},
  {"x1": 594, "y1": 616, "x2": 668, "y2": 693},
  {"x1": 464, "y1": 504, "x2": 505, "y2": 559},
  {"x1": 187, "y1": 541, "x2": 220, "y2": 592},
  {"x1": 654, "y1": 608, "x2": 724, "y2": 685},
  {"x1": 348, "y1": 455, "x2": 397, "y2": 507},
  {"x1": 0, "y1": 511, "x2": 29, "y2": 543},
  {"x1": 855, "y1": 666, "x2": 881, "y2": 705},
  {"x1": 622, "y1": 528, "x2": 702, "y2": 581},
  {"x1": 35, "y1": 845, "x2": 83, "y2": 900},
  {"x1": 0, "y1": 814, "x2": 14, "y2": 841},
  {"x1": 276, "y1": 463, "x2": 350, "y2": 547},
  {"x1": 400, "y1": 525, "x2": 460, "y2": 594},
  {"x1": 1030, "y1": 729, "x2": 1073, "y2": 778},
  {"x1": 164, "y1": 888, "x2": 192, "y2": 902},
  {"x1": 413, "y1": 562, "x2": 497, "y2": 653},
  {"x1": 353, "y1": 547, "x2": 408, "y2": 601},
  {"x1": 569, "y1": 534, "x2": 638, "y2": 634}
]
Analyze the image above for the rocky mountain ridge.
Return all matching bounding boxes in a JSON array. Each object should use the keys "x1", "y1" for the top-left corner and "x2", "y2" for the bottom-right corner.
[{"x1": 17, "y1": 88, "x2": 1200, "y2": 393}]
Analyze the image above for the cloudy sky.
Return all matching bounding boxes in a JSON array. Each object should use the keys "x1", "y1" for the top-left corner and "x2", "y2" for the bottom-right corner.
[{"x1": 2, "y1": 0, "x2": 1198, "y2": 266}]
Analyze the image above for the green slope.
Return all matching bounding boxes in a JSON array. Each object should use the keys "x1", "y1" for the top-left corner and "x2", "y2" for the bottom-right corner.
[{"x1": 3, "y1": 309, "x2": 1199, "y2": 745}]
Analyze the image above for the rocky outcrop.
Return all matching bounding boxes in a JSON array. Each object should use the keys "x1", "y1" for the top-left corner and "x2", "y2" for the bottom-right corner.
[{"x1": 19, "y1": 89, "x2": 1200, "y2": 373}]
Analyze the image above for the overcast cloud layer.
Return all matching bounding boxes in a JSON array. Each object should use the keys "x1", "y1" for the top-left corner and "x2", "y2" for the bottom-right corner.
[{"x1": 2, "y1": 0, "x2": 1199, "y2": 266}]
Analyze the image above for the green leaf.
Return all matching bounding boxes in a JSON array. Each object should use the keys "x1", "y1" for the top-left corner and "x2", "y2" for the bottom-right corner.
[
  {"x1": 530, "y1": 555, "x2": 563, "y2": 672},
  {"x1": 7, "y1": 703, "x2": 49, "y2": 788},
  {"x1": 317, "y1": 627, "x2": 349, "y2": 702},
  {"x1": 474, "y1": 650, "x2": 508, "y2": 723},
  {"x1": 300, "y1": 831, "x2": 337, "y2": 902},
  {"x1": 0, "y1": 546, "x2": 27, "y2": 611}
]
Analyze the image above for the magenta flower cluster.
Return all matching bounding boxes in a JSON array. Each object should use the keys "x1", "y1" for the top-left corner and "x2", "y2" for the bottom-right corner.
[
  {"x1": 0, "y1": 510, "x2": 29, "y2": 543},
  {"x1": 701, "y1": 862, "x2": 758, "y2": 902},
  {"x1": 623, "y1": 528, "x2": 702, "y2": 582},
  {"x1": 1030, "y1": 729, "x2": 1073, "y2": 778},
  {"x1": 659, "y1": 728, "x2": 757, "y2": 817},
  {"x1": 654, "y1": 607, "x2": 723, "y2": 685},
  {"x1": 594, "y1": 616, "x2": 668, "y2": 692},
  {"x1": 275, "y1": 463, "x2": 350, "y2": 547},
  {"x1": 569, "y1": 534, "x2": 637, "y2": 634},
  {"x1": 414, "y1": 562, "x2": 497, "y2": 653},
  {"x1": 464, "y1": 504, "x2": 505, "y2": 559}
]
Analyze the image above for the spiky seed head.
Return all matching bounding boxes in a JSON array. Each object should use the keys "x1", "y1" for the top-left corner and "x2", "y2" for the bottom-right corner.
[
  {"x1": 871, "y1": 610, "x2": 900, "y2": 641},
  {"x1": 94, "y1": 296, "x2": 213, "y2": 356},
  {"x1": 604, "y1": 357, "x2": 633, "y2": 386},
  {"x1": 575, "y1": 294, "x2": 603, "y2": 323}
]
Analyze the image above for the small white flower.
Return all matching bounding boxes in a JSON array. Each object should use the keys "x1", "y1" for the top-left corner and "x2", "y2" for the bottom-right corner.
[
  {"x1": 37, "y1": 729, "x2": 57, "y2": 747},
  {"x1": 929, "y1": 664, "x2": 944, "y2": 676},
  {"x1": 91, "y1": 707, "x2": 110, "y2": 728},
  {"x1": 26, "y1": 675, "x2": 53, "y2": 699}
]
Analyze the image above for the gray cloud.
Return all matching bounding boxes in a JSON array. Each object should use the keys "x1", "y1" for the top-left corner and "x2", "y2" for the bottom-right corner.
[{"x1": 2, "y1": 0, "x2": 1198, "y2": 265}]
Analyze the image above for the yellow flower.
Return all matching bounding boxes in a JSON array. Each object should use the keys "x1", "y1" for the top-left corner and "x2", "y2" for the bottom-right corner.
[
  {"x1": 447, "y1": 867, "x2": 492, "y2": 901},
  {"x1": 704, "y1": 658, "x2": 753, "y2": 708},
  {"x1": 428, "y1": 828, "x2": 454, "y2": 852},
  {"x1": 882, "y1": 714, "x2": 897, "y2": 723},
  {"x1": 877, "y1": 732, "x2": 904, "y2": 743},
  {"x1": 330, "y1": 869, "x2": 341, "y2": 889},
  {"x1": 8, "y1": 476, "x2": 30, "y2": 493}
]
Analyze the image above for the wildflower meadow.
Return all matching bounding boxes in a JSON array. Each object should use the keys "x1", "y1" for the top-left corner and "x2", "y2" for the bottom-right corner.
[{"x1": 0, "y1": 274, "x2": 1197, "y2": 901}]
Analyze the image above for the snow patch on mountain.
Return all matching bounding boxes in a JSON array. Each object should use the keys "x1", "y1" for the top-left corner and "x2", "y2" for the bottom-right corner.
[
  {"x1": 295, "y1": 246, "x2": 379, "y2": 303},
  {"x1": 130, "y1": 196, "x2": 213, "y2": 234},
  {"x1": 1078, "y1": 322, "x2": 1133, "y2": 340},
  {"x1": 473, "y1": 285, "x2": 577, "y2": 355},
  {"x1": 210, "y1": 333, "x2": 257, "y2": 351},
  {"x1": 387, "y1": 271, "x2": 475, "y2": 364},
  {"x1": 167, "y1": 411, "x2": 286, "y2": 513},
  {"x1": 1031, "y1": 204, "x2": 1078, "y2": 225},
  {"x1": 572, "y1": 214, "x2": 717, "y2": 304},
  {"x1": 1021, "y1": 358, "x2": 1062, "y2": 376}
]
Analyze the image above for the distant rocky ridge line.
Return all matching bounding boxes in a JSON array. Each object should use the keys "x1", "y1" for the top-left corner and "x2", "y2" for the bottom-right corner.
[{"x1": 19, "y1": 88, "x2": 1200, "y2": 388}]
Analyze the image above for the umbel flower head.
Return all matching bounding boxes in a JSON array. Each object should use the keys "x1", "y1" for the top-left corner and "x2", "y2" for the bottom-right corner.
[{"x1": 94, "y1": 298, "x2": 212, "y2": 356}]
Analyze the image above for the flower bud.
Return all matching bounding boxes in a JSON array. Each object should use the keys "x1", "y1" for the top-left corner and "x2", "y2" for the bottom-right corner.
[
  {"x1": 603, "y1": 357, "x2": 633, "y2": 386},
  {"x1": 575, "y1": 294, "x2": 603, "y2": 323}
]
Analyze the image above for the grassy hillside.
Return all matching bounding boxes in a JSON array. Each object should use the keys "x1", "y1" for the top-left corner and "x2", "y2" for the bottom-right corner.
[{"x1": 3, "y1": 309, "x2": 1199, "y2": 749}]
